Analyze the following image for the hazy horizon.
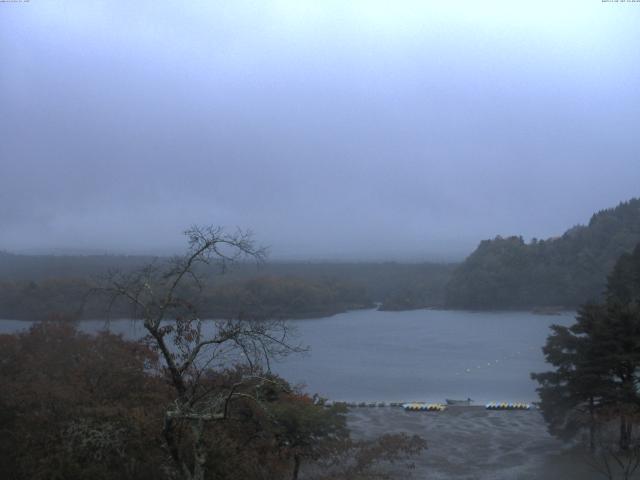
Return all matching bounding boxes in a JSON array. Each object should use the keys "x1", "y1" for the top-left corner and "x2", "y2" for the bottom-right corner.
[
  {"x1": 2, "y1": 1, "x2": 639, "y2": 260},
  {"x1": 2, "y1": 195, "x2": 636, "y2": 262}
]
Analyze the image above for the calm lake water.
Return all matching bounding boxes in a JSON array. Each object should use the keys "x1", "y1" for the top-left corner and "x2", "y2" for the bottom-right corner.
[{"x1": 0, "y1": 309, "x2": 574, "y2": 404}]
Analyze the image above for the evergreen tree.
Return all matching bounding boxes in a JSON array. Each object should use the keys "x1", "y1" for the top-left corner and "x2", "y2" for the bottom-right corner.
[
  {"x1": 533, "y1": 243, "x2": 640, "y2": 450},
  {"x1": 447, "y1": 198, "x2": 640, "y2": 309}
]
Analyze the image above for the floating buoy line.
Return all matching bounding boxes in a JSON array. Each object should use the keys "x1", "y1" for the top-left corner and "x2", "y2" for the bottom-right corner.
[
  {"x1": 485, "y1": 402, "x2": 531, "y2": 410},
  {"x1": 453, "y1": 346, "x2": 538, "y2": 377},
  {"x1": 323, "y1": 401, "x2": 534, "y2": 411},
  {"x1": 320, "y1": 348, "x2": 540, "y2": 412},
  {"x1": 403, "y1": 403, "x2": 446, "y2": 412}
]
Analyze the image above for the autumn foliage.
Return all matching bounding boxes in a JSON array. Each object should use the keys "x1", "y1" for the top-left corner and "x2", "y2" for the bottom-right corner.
[{"x1": 0, "y1": 321, "x2": 426, "y2": 480}]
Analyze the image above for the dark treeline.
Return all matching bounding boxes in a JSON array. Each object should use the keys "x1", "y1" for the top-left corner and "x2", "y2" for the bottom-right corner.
[
  {"x1": 0, "y1": 276, "x2": 372, "y2": 321},
  {"x1": 0, "y1": 255, "x2": 455, "y2": 320},
  {"x1": 0, "y1": 251, "x2": 156, "y2": 281},
  {"x1": 446, "y1": 198, "x2": 640, "y2": 309},
  {"x1": 375, "y1": 263, "x2": 454, "y2": 311}
]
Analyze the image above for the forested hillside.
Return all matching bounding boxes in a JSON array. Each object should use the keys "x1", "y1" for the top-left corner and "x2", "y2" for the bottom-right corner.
[
  {"x1": 445, "y1": 198, "x2": 640, "y2": 309},
  {"x1": 0, "y1": 255, "x2": 454, "y2": 320}
]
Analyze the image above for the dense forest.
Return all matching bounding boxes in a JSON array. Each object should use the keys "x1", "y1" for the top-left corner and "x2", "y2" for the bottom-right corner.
[
  {"x1": 445, "y1": 198, "x2": 640, "y2": 309},
  {"x1": 0, "y1": 254, "x2": 454, "y2": 320}
]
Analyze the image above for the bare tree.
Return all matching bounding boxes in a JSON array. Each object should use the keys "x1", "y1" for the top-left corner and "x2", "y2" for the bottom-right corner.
[{"x1": 102, "y1": 226, "x2": 303, "y2": 480}]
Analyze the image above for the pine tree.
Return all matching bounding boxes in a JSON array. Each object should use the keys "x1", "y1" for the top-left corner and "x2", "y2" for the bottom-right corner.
[{"x1": 533, "y1": 243, "x2": 640, "y2": 450}]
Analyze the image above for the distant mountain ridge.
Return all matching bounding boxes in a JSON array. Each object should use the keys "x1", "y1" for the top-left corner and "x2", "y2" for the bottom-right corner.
[{"x1": 445, "y1": 198, "x2": 640, "y2": 309}]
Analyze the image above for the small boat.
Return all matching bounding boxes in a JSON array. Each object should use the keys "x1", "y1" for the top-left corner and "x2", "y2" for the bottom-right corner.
[{"x1": 445, "y1": 398, "x2": 473, "y2": 406}]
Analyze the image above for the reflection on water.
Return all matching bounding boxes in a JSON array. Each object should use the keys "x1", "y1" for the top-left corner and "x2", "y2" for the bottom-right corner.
[{"x1": 0, "y1": 309, "x2": 574, "y2": 404}]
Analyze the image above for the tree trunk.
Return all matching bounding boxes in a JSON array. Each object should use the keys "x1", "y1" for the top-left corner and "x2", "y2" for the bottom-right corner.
[
  {"x1": 620, "y1": 415, "x2": 632, "y2": 451},
  {"x1": 589, "y1": 397, "x2": 595, "y2": 453},
  {"x1": 192, "y1": 418, "x2": 207, "y2": 480},
  {"x1": 292, "y1": 455, "x2": 301, "y2": 480},
  {"x1": 164, "y1": 416, "x2": 191, "y2": 479}
]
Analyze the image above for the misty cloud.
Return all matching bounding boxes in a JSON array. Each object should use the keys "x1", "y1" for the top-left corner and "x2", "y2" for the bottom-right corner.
[{"x1": 1, "y1": 1, "x2": 639, "y2": 259}]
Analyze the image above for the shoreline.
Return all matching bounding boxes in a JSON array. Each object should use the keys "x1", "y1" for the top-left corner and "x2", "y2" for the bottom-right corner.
[
  {"x1": 347, "y1": 407, "x2": 601, "y2": 480},
  {"x1": 0, "y1": 305, "x2": 578, "y2": 323}
]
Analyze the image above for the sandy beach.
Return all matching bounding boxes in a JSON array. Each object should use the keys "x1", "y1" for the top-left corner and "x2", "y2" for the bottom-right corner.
[{"x1": 347, "y1": 406, "x2": 609, "y2": 480}]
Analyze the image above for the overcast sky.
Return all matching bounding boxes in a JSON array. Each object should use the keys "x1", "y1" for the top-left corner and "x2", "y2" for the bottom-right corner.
[{"x1": 1, "y1": 1, "x2": 639, "y2": 260}]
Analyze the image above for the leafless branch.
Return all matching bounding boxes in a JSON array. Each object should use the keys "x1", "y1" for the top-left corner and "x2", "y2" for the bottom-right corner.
[{"x1": 95, "y1": 225, "x2": 300, "y2": 480}]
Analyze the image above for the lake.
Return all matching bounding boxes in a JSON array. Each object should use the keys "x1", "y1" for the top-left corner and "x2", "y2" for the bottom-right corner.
[{"x1": 0, "y1": 309, "x2": 574, "y2": 404}]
